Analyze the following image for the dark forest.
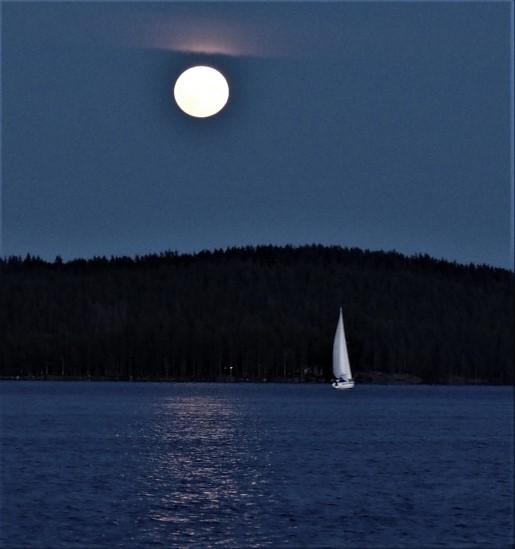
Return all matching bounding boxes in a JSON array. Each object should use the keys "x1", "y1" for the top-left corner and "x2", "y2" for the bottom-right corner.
[{"x1": 0, "y1": 245, "x2": 512, "y2": 384}]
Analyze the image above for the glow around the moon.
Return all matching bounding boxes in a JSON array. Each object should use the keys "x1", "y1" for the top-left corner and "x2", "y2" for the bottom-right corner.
[{"x1": 173, "y1": 66, "x2": 229, "y2": 118}]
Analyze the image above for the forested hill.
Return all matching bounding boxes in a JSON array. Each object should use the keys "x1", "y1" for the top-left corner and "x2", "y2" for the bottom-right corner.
[{"x1": 0, "y1": 245, "x2": 512, "y2": 384}]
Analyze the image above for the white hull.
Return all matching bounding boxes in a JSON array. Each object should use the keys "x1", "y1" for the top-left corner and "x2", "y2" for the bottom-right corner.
[{"x1": 332, "y1": 380, "x2": 354, "y2": 390}]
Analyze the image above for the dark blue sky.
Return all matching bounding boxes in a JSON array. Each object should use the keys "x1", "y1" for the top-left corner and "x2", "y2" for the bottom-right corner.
[{"x1": 2, "y1": 2, "x2": 512, "y2": 268}]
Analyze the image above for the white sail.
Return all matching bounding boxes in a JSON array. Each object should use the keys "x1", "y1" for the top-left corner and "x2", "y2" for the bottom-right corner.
[{"x1": 332, "y1": 308, "x2": 352, "y2": 380}]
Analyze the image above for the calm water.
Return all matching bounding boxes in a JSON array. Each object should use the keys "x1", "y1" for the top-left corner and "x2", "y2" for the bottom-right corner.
[{"x1": 1, "y1": 382, "x2": 513, "y2": 548}]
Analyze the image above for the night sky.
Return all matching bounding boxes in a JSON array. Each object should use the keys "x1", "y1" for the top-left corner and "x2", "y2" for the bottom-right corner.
[{"x1": 2, "y1": 2, "x2": 512, "y2": 268}]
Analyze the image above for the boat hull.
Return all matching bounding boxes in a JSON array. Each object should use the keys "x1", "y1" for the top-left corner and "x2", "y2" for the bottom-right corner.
[{"x1": 332, "y1": 380, "x2": 354, "y2": 390}]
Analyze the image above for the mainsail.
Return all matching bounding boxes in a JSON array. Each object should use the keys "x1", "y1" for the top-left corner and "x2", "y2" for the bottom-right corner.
[{"x1": 332, "y1": 308, "x2": 352, "y2": 380}]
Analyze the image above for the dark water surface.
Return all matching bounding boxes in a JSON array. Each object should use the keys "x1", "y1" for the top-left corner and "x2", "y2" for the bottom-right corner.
[{"x1": 1, "y1": 382, "x2": 513, "y2": 548}]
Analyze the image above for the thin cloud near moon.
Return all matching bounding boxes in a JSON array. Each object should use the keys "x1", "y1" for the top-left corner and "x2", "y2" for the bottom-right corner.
[
  {"x1": 135, "y1": 15, "x2": 287, "y2": 58},
  {"x1": 29, "y1": 5, "x2": 354, "y2": 60},
  {"x1": 25, "y1": 5, "x2": 286, "y2": 58}
]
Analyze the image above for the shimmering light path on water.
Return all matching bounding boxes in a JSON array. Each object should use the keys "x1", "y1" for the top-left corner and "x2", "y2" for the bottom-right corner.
[{"x1": 1, "y1": 383, "x2": 513, "y2": 548}]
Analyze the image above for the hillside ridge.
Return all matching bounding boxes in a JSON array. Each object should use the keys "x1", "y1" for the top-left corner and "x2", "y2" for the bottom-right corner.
[{"x1": 1, "y1": 245, "x2": 512, "y2": 384}]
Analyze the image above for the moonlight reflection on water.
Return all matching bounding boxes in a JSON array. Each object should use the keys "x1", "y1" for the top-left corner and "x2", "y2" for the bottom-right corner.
[{"x1": 142, "y1": 395, "x2": 273, "y2": 545}]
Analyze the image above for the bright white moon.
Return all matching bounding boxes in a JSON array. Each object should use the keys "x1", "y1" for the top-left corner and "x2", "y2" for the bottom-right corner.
[{"x1": 173, "y1": 66, "x2": 229, "y2": 118}]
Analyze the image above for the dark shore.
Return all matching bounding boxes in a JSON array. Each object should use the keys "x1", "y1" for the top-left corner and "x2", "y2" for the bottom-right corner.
[{"x1": 0, "y1": 371, "x2": 502, "y2": 385}]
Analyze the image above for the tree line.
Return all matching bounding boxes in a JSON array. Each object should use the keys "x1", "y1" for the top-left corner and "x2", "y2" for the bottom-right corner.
[{"x1": 0, "y1": 245, "x2": 512, "y2": 384}]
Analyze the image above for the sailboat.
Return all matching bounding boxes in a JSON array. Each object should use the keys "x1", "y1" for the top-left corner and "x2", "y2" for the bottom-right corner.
[{"x1": 332, "y1": 308, "x2": 354, "y2": 390}]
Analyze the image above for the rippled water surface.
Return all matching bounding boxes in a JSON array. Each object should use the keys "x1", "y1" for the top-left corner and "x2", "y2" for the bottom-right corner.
[{"x1": 1, "y1": 382, "x2": 513, "y2": 548}]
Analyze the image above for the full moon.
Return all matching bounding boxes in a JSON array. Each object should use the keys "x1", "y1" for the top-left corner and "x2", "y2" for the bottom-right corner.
[{"x1": 173, "y1": 66, "x2": 229, "y2": 118}]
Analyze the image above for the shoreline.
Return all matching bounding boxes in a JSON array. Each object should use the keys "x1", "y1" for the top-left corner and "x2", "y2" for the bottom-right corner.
[{"x1": 0, "y1": 373, "x2": 508, "y2": 386}]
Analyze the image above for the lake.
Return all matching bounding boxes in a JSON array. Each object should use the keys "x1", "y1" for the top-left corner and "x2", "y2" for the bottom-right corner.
[{"x1": 1, "y1": 382, "x2": 513, "y2": 548}]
